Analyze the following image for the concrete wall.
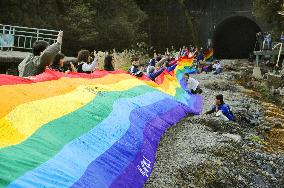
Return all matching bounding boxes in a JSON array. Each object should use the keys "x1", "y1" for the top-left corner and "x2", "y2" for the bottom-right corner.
[{"x1": 186, "y1": 0, "x2": 266, "y2": 47}]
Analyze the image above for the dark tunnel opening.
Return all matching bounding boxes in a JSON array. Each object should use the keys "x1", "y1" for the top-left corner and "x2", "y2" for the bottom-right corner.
[{"x1": 213, "y1": 16, "x2": 261, "y2": 59}]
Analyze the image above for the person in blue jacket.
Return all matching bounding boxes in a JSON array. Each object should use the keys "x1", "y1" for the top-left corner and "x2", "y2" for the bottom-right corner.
[
  {"x1": 205, "y1": 94, "x2": 235, "y2": 121},
  {"x1": 129, "y1": 59, "x2": 143, "y2": 77},
  {"x1": 164, "y1": 62, "x2": 177, "y2": 72},
  {"x1": 147, "y1": 66, "x2": 165, "y2": 81}
]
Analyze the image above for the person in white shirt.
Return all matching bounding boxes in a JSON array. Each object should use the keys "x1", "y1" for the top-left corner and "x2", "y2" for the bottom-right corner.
[
  {"x1": 213, "y1": 60, "x2": 222, "y2": 75},
  {"x1": 184, "y1": 73, "x2": 203, "y2": 94},
  {"x1": 76, "y1": 50, "x2": 97, "y2": 73}
]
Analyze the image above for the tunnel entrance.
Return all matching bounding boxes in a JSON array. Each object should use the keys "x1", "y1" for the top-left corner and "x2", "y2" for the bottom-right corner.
[{"x1": 213, "y1": 16, "x2": 261, "y2": 59}]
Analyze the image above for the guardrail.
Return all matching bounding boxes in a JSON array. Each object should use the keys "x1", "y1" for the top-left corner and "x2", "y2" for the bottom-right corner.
[{"x1": 0, "y1": 24, "x2": 59, "y2": 51}]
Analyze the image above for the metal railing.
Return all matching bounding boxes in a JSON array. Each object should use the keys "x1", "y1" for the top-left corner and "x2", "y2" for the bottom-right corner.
[{"x1": 0, "y1": 24, "x2": 59, "y2": 51}]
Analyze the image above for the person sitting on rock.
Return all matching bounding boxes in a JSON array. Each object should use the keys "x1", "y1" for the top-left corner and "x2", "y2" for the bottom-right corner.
[
  {"x1": 213, "y1": 60, "x2": 222, "y2": 75},
  {"x1": 205, "y1": 94, "x2": 235, "y2": 121},
  {"x1": 18, "y1": 31, "x2": 63, "y2": 77},
  {"x1": 183, "y1": 73, "x2": 202, "y2": 94},
  {"x1": 199, "y1": 62, "x2": 213, "y2": 74},
  {"x1": 147, "y1": 66, "x2": 165, "y2": 81}
]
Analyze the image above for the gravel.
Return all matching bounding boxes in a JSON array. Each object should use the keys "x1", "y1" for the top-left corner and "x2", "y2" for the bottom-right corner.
[{"x1": 145, "y1": 61, "x2": 284, "y2": 188}]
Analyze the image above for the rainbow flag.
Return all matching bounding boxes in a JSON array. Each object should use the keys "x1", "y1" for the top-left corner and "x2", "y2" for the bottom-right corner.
[
  {"x1": 174, "y1": 56, "x2": 197, "y2": 81},
  {"x1": 204, "y1": 48, "x2": 214, "y2": 62},
  {"x1": 0, "y1": 66, "x2": 202, "y2": 188}
]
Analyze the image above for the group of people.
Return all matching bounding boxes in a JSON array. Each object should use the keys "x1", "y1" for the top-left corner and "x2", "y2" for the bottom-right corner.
[
  {"x1": 129, "y1": 45, "x2": 223, "y2": 82},
  {"x1": 256, "y1": 31, "x2": 276, "y2": 51},
  {"x1": 179, "y1": 46, "x2": 223, "y2": 75},
  {"x1": 183, "y1": 72, "x2": 234, "y2": 121},
  {"x1": 18, "y1": 31, "x2": 115, "y2": 77},
  {"x1": 128, "y1": 45, "x2": 234, "y2": 121},
  {"x1": 18, "y1": 31, "x2": 234, "y2": 122},
  {"x1": 198, "y1": 59, "x2": 223, "y2": 75},
  {"x1": 128, "y1": 51, "x2": 178, "y2": 81},
  {"x1": 178, "y1": 46, "x2": 233, "y2": 121}
]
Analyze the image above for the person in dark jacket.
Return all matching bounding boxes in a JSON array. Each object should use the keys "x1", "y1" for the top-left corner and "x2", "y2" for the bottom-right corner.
[
  {"x1": 164, "y1": 61, "x2": 177, "y2": 72},
  {"x1": 256, "y1": 32, "x2": 264, "y2": 51},
  {"x1": 129, "y1": 59, "x2": 143, "y2": 77},
  {"x1": 147, "y1": 66, "x2": 165, "y2": 81},
  {"x1": 205, "y1": 94, "x2": 235, "y2": 121},
  {"x1": 197, "y1": 47, "x2": 204, "y2": 62},
  {"x1": 281, "y1": 32, "x2": 284, "y2": 43},
  {"x1": 148, "y1": 58, "x2": 156, "y2": 67},
  {"x1": 146, "y1": 56, "x2": 161, "y2": 73},
  {"x1": 49, "y1": 53, "x2": 65, "y2": 72},
  {"x1": 104, "y1": 55, "x2": 115, "y2": 71}
]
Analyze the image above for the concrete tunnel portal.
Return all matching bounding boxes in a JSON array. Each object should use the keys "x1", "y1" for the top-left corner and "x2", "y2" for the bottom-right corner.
[{"x1": 213, "y1": 16, "x2": 261, "y2": 59}]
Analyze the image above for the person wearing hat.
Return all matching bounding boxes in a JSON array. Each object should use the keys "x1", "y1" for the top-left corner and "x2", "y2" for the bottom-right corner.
[{"x1": 205, "y1": 94, "x2": 235, "y2": 121}]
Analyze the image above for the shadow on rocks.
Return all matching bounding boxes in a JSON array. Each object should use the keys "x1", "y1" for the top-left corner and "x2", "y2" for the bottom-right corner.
[
  {"x1": 192, "y1": 116, "x2": 241, "y2": 134},
  {"x1": 203, "y1": 81, "x2": 239, "y2": 92}
]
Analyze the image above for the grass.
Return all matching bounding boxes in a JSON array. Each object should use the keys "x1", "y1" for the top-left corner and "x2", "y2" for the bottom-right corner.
[
  {"x1": 95, "y1": 49, "x2": 149, "y2": 71},
  {"x1": 248, "y1": 135, "x2": 263, "y2": 144}
]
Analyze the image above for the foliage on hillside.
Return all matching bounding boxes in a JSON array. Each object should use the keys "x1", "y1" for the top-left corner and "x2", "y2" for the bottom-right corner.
[
  {"x1": 253, "y1": 0, "x2": 284, "y2": 38},
  {"x1": 0, "y1": 0, "x2": 197, "y2": 55}
]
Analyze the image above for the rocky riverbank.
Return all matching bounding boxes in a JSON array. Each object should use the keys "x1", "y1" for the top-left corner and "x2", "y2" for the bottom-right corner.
[{"x1": 145, "y1": 60, "x2": 284, "y2": 188}]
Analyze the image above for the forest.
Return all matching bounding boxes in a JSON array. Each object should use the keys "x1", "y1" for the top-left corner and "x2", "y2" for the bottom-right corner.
[{"x1": 0, "y1": 0, "x2": 283, "y2": 55}]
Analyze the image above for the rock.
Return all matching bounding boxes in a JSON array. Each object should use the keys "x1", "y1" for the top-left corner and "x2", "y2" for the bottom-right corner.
[
  {"x1": 249, "y1": 120, "x2": 258, "y2": 126},
  {"x1": 271, "y1": 177, "x2": 277, "y2": 181},
  {"x1": 259, "y1": 125, "x2": 272, "y2": 132},
  {"x1": 145, "y1": 61, "x2": 284, "y2": 188},
  {"x1": 274, "y1": 121, "x2": 283, "y2": 128},
  {"x1": 223, "y1": 133, "x2": 242, "y2": 143}
]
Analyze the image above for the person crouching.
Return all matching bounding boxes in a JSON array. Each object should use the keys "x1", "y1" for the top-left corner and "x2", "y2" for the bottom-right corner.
[
  {"x1": 183, "y1": 73, "x2": 203, "y2": 94},
  {"x1": 205, "y1": 94, "x2": 235, "y2": 121}
]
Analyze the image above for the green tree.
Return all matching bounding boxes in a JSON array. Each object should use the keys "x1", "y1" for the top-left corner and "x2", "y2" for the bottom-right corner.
[
  {"x1": 0, "y1": 0, "x2": 147, "y2": 55},
  {"x1": 253, "y1": 0, "x2": 284, "y2": 38},
  {"x1": 60, "y1": 0, "x2": 98, "y2": 54},
  {"x1": 91, "y1": 0, "x2": 148, "y2": 51},
  {"x1": 136, "y1": 0, "x2": 197, "y2": 53},
  {"x1": 0, "y1": 0, "x2": 63, "y2": 28}
]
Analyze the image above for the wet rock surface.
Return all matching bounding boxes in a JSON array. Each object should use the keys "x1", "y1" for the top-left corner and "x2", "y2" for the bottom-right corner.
[{"x1": 145, "y1": 60, "x2": 284, "y2": 188}]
